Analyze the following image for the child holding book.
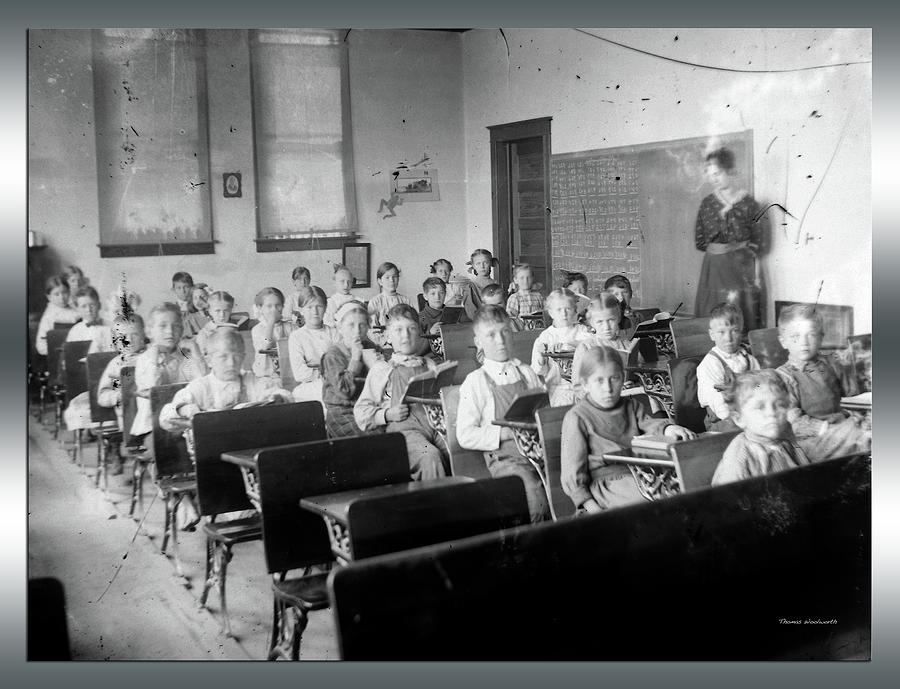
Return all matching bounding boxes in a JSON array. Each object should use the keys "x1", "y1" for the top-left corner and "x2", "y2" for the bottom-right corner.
[
  {"x1": 775, "y1": 304, "x2": 870, "y2": 460},
  {"x1": 430, "y1": 258, "x2": 474, "y2": 314},
  {"x1": 532, "y1": 288, "x2": 591, "y2": 406},
  {"x1": 418, "y1": 276, "x2": 471, "y2": 336},
  {"x1": 697, "y1": 302, "x2": 760, "y2": 431},
  {"x1": 35, "y1": 276, "x2": 79, "y2": 355},
  {"x1": 506, "y1": 263, "x2": 544, "y2": 322},
  {"x1": 711, "y1": 370, "x2": 810, "y2": 485},
  {"x1": 321, "y1": 300, "x2": 383, "y2": 437},
  {"x1": 284, "y1": 265, "x2": 312, "y2": 326},
  {"x1": 354, "y1": 304, "x2": 448, "y2": 480},
  {"x1": 323, "y1": 264, "x2": 357, "y2": 328},
  {"x1": 604, "y1": 274, "x2": 641, "y2": 333},
  {"x1": 560, "y1": 346, "x2": 695, "y2": 513},
  {"x1": 251, "y1": 287, "x2": 295, "y2": 381},
  {"x1": 288, "y1": 286, "x2": 339, "y2": 403},
  {"x1": 571, "y1": 291, "x2": 637, "y2": 400},
  {"x1": 457, "y1": 305, "x2": 550, "y2": 523}
]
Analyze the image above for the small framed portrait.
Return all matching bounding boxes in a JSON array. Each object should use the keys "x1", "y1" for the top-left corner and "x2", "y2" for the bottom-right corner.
[
  {"x1": 223, "y1": 172, "x2": 242, "y2": 198},
  {"x1": 343, "y1": 242, "x2": 372, "y2": 288}
]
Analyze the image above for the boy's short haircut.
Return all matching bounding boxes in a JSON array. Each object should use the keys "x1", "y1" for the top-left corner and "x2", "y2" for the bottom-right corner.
[
  {"x1": 208, "y1": 290, "x2": 235, "y2": 306},
  {"x1": 561, "y1": 270, "x2": 588, "y2": 288},
  {"x1": 777, "y1": 303, "x2": 824, "y2": 335},
  {"x1": 709, "y1": 302, "x2": 744, "y2": 328},
  {"x1": 576, "y1": 344, "x2": 625, "y2": 382},
  {"x1": 481, "y1": 283, "x2": 504, "y2": 300},
  {"x1": 292, "y1": 266, "x2": 311, "y2": 281},
  {"x1": 148, "y1": 302, "x2": 183, "y2": 325},
  {"x1": 45, "y1": 275, "x2": 68, "y2": 293},
  {"x1": 73, "y1": 286, "x2": 100, "y2": 303},
  {"x1": 544, "y1": 287, "x2": 577, "y2": 310},
  {"x1": 587, "y1": 290, "x2": 621, "y2": 316},
  {"x1": 207, "y1": 326, "x2": 245, "y2": 354},
  {"x1": 721, "y1": 369, "x2": 789, "y2": 414},
  {"x1": 512, "y1": 263, "x2": 533, "y2": 278},
  {"x1": 386, "y1": 303, "x2": 419, "y2": 325},
  {"x1": 422, "y1": 276, "x2": 446, "y2": 292},
  {"x1": 472, "y1": 304, "x2": 511, "y2": 330},
  {"x1": 296, "y1": 286, "x2": 328, "y2": 308},
  {"x1": 171, "y1": 271, "x2": 194, "y2": 287},
  {"x1": 255, "y1": 286, "x2": 285, "y2": 306},
  {"x1": 603, "y1": 274, "x2": 632, "y2": 295}
]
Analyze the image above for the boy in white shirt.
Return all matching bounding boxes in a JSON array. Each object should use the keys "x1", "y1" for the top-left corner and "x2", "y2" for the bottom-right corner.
[{"x1": 457, "y1": 305, "x2": 550, "y2": 523}]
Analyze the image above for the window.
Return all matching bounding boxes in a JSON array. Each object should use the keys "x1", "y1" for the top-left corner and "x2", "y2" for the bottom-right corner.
[
  {"x1": 249, "y1": 29, "x2": 358, "y2": 251},
  {"x1": 92, "y1": 29, "x2": 214, "y2": 257}
]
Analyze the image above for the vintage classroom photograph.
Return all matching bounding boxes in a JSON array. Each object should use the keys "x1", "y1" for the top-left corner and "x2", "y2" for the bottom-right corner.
[{"x1": 21, "y1": 16, "x2": 880, "y2": 670}]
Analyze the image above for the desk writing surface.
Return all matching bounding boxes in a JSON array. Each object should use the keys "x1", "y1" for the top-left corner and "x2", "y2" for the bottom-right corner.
[
  {"x1": 595, "y1": 450, "x2": 676, "y2": 469},
  {"x1": 220, "y1": 448, "x2": 265, "y2": 470},
  {"x1": 300, "y1": 477, "x2": 472, "y2": 524}
]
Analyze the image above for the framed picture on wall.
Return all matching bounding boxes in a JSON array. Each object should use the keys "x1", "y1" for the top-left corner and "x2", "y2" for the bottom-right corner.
[{"x1": 343, "y1": 242, "x2": 371, "y2": 289}]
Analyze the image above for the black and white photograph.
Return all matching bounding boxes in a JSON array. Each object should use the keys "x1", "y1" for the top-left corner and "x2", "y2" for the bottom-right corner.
[{"x1": 24, "y1": 23, "x2": 875, "y2": 665}]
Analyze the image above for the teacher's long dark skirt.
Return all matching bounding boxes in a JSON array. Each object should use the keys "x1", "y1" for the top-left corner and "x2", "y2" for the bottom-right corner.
[{"x1": 694, "y1": 248, "x2": 760, "y2": 330}]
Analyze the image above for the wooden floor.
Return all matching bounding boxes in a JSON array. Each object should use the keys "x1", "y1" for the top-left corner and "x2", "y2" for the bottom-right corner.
[{"x1": 27, "y1": 411, "x2": 339, "y2": 661}]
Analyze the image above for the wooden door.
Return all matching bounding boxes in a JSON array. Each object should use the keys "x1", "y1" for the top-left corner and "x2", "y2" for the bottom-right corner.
[{"x1": 489, "y1": 117, "x2": 552, "y2": 293}]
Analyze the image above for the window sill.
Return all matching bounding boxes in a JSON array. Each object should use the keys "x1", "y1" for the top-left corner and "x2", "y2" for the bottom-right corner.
[
  {"x1": 255, "y1": 235, "x2": 357, "y2": 252},
  {"x1": 98, "y1": 242, "x2": 216, "y2": 258}
]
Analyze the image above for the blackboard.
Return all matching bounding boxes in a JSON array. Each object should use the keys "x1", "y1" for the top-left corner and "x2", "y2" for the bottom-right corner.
[{"x1": 551, "y1": 130, "x2": 754, "y2": 314}]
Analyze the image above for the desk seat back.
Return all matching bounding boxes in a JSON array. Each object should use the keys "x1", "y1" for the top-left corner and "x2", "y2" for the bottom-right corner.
[
  {"x1": 46, "y1": 329, "x2": 71, "y2": 387},
  {"x1": 62, "y1": 340, "x2": 93, "y2": 400},
  {"x1": 439, "y1": 324, "x2": 479, "y2": 384},
  {"x1": 347, "y1": 476, "x2": 529, "y2": 560},
  {"x1": 667, "y1": 355, "x2": 706, "y2": 433},
  {"x1": 670, "y1": 430, "x2": 740, "y2": 492},
  {"x1": 276, "y1": 338, "x2": 297, "y2": 390},
  {"x1": 191, "y1": 401, "x2": 325, "y2": 517},
  {"x1": 534, "y1": 404, "x2": 576, "y2": 520},
  {"x1": 509, "y1": 329, "x2": 542, "y2": 365},
  {"x1": 671, "y1": 316, "x2": 711, "y2": 358},
  {"x1": 749, "y1": 328, "x2": 789, "y2": 369},
  {"x1": 120, "y1": 366, "x2": 139, "y2": 446},
  {"x1": 85, "y1": 351, "x2": 118, "y2": 425},
  {"x1": 150, "y1": 383, "x2": 191, "y2": 477},
  {"x1": 440, "y1": 385, "x2": 490, "y2": 480},
  {"x1": 257, "y1": 433, "x2": 410, "y2": 574},
  {"x1": 329, "y1": 454, "x2": 870, "y2": 660}
]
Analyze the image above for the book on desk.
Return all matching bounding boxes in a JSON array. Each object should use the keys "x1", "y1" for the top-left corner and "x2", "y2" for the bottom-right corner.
[
  {"x1": 437, "y1": 307, "x2": 465, "y2": 325},
  {"x1": 494, "y1": 389, "x2": 550, "y2": 425},
  {"x1": 400, "y1": 360, "x2": 458, "y2": 402},
  {"x1": 630, "y1": 433, "x2": 678, "y2": 457}
]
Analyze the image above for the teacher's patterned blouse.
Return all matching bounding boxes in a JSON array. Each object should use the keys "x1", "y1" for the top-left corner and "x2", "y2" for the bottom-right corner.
[{"x1": 694, "y1": 193, "x2": 762, "y2": 251}]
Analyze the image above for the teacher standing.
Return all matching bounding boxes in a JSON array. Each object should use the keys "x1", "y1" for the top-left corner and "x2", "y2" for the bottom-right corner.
[{"x1": 693, "y1": 147, "x2": 762, "y2": 331}]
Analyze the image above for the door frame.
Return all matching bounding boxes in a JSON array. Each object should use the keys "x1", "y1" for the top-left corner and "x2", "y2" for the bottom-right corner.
[{"x1": 487, "y1": 117, "x2": 552, "y2": 291}]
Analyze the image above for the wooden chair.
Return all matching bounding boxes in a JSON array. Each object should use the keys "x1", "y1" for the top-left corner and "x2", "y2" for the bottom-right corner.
[
  {"x1": 256, "y1": 432, "x2": 410, "y2": 660},
  {"x1": 439, "y1": 323, "x2": 479, "y2": 384},
  {"x1": 347, "y1": 476, "x2": 529, "y2": 560},
  {"x1": 119, "y1": 365, "x2": 152, "y2": 517},
  {"x1": 671, "y1": 316, "x2": 711, "y2": 358},
  {"x1": 667, "y1": 355, "x2": 707, "y2": 434},
  {"x1": 439, "y1": 385, "x2": 491, "y2": 479},
  {"x1": 191, "y1": 401, "x2": 326, "y2": 637},
  {"x1": 748, "y1": 328, "x2": 789, "y2": 369},
  {"x1": 61, "y1": 340, "x2": 93, "y2": 465},
  {"x1": 534, "y1": 405, "x2": 577, "y2": 520},
  {"x1": 276, "y1": 338, "x2": 297, "y2": 391},
  {"x1": 45, "y1": 329, "x2": 72, "y2": 438},
  {"x1": 509, "y1": 329, "x2": 542, "y2": 365},
  {"x1": 670, "y1": 431, "x2": 741, "y2": 493},
  {"x1": 85, "y1": 351, "x2": 121, "y2": 490},
  {"x1": 329, "y1": 454, "x2": 870, "y2": 660},
  {"x1": 149, "y1": 382, "x2": 194, "y2": 576}
]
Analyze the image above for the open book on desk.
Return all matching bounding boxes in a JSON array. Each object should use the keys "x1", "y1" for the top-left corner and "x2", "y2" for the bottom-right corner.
[
  {"x1": 495, "y1": 389, "x2": 550, "y2": 425},
  {"x1": 400, "y1": 360, "x2": 458, "y2": 402}
]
